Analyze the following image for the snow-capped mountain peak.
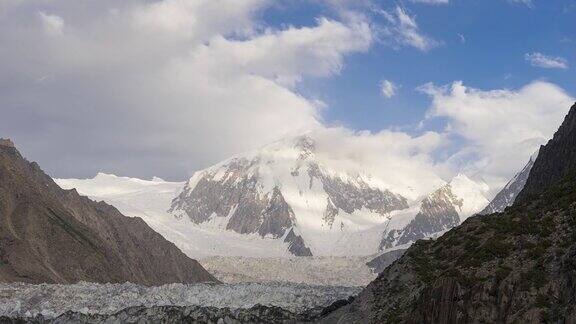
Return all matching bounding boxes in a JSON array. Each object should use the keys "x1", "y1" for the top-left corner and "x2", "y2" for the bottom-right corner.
[
  {"x1": 449, "y1": 173, "x2": 490, "y2": 219},
  {"x1": 56, "y1": 135, "x2": 492, "y2": 259},
  {"x1": 379, "y1": 173, "x2": 489, "y2": 250},
  {"x1": 169, "y1": 135, "x2": 411, "y2": 257}
]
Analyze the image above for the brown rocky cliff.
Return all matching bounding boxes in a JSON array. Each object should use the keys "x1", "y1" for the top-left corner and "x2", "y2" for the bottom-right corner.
[{"x1": 0, "y1": 142, "x2": 217, "y2": 285}]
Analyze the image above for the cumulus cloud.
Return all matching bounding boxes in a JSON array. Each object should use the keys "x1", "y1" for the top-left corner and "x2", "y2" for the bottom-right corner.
[
  {"x1": 380, "y1": 80, "x2": 398, "y2": 98},
  {"x1": 378, "y1": 6, "x2": 439, "y2": 51},
  {"x1": 0, "y1": 0, "x2": 371, "y2": 180},
  {"x1": 525, "y1": 52, "x2": 569, "y2": 69},
  {"x1": 194, "y1": 18, "x2": 372, "y2": 87},
  {"x1": 420, "y1": 81, "x2": 575, "y2": 195}
]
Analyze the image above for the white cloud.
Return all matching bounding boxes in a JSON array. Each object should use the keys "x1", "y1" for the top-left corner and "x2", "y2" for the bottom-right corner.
[
  {"x1": 525, "y1": 52, "x2": 569, "y2": 69},
  {"x1": 508, "y1": 0, "x2": 534, "y2": 8},
  {"x1": 409, "y1": 0, "x2": 449, "y2": 5},
  {"x1": 0, "y1": 0, "x2": 372, "y2": 180},
  {"x1": 380, "y1": 79, "x2": 397, "y2": 98},
  {"x1": 457, "y1": 33, "x2": 466, "y2": 44},
  {"x1": 2, "y1": 0, "x2": 573, "y2": 204},
  {"x1": 420, "y1": 81, "x2": 575, "y2": 195},
  {"x1": 38, "y1": 11, "x2": 64, "y2": 36},
  {"x1": 131, "y1": 0, "x2": 266, "y2": 41},
  {"x1": 378, "y1": 6, "x2": 439, "y2": 51},
  {"x1": 312, "y1": 127, "x2": 447, "y2": 199},
  {"x1": 193, "y1": 18, "x2": 372, "y2": 87}
]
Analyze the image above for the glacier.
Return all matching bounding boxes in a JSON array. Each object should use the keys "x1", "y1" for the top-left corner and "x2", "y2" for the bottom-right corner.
[{"x1": 0, "y1": 282, "x2": 361, "y2": 319}]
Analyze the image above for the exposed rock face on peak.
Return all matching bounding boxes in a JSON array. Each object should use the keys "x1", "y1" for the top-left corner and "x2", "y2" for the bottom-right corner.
[
  {"x1": 481, "y1": 152, "x2": 537, "y2": 214},
  {"x1": 0, "y1": 144, "x2": 216, "y2": 285},
  {"x1": 321, "y1": 102, "x2": 576, "y2": 323},
  {"x1": 516, "y1": 102, "x2": 576, "y2": 204},
  {"x1": 170, "y1": 158, "x2": 296, "y2": 238},
  {"x1": 379, "y1": 174, "x2": 488, "y2": 250},
  {"x1": 284, "y1": 228, "x2": 312, "y2": 256},
  {"x1": 307, "y1": 163, "x2": 409, "y2": 216},
  {"x1": 380, "y1": 183, "x2": 462, "y2": 250}
]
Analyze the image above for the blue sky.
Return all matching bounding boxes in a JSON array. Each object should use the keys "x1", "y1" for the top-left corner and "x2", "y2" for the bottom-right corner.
[{"x1": 280, "y1": 0, "x2": 575, "y2": 133}]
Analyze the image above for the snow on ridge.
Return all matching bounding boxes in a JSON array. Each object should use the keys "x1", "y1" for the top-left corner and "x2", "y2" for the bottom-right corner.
[
  {"x1": 449, "y1": 173, "x2": 490, "y2": 219},
  {"x1": 56, "y1": 172, "x2": 184, "y2": 198}
]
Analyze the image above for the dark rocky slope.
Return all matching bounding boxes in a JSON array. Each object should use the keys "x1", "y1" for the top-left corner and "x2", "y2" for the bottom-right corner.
[
  {"x1": 321, "y1": 102, "x2": 576, "y2": 323},
  {"x1": 480, "y1": 153, "x2": 536, "y2": 214},
  {"x1": 0, "y1": 139, "x2": 216, "y2": 285},
  {"x1": 366, "y1": 249, "x2": 406, "y2": 274},
  {"x1": 516, "y1": 103, "x2": 576, "y2": 203}
]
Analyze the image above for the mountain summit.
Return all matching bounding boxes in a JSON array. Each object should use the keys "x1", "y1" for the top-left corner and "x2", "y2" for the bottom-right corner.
[
  {"x1": 169, "y1": 135, "x2": 410, "y2": 256},
  {"x1": 168, "y1": 134, "x2": 488, "y2": 257}
]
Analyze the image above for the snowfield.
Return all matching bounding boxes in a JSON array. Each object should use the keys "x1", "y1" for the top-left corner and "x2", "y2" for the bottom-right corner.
[{"x1": 0, "y1": 282, "x2": 361, "y2": 319}]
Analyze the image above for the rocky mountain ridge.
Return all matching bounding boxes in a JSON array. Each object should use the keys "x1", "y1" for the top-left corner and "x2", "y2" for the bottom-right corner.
[
  {"x1": 0, "y1": 140, "x2": 216, "y2": 285},
  {"x1": 516, "y1": 103, "x2": 576, "y2": 203},
  {"x1": 481, "y1": 151, "x2": 537, "y2": 215},
  {"x1": 380, "y1": 181, "x2": 463, "y2": 250}
]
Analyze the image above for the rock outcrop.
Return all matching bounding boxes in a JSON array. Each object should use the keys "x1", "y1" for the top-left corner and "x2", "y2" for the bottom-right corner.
[
  {"x1": 0, "y1": 141, "x2": 216, "y2": 285},
  {"x1": 481, "y1": 152, "x2": 536, "y2": 214},
  {"x1": 380, "y1": 183, "x2": 463, "y2": 250},
  {"x1": 516, "y1": 103, "x2": 576, "y2": 203}
]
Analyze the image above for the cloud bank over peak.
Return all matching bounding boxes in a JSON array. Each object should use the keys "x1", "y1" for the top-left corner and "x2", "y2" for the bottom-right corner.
[
  {"x1": 420, "y1": 80, "x2": 575, "y2": 195},
  {"x1": 0, "y1": 0, "x2": 371, "y2": 179}
]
